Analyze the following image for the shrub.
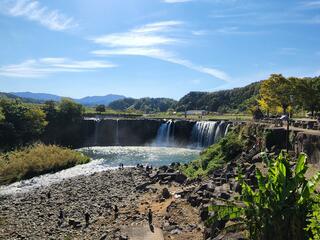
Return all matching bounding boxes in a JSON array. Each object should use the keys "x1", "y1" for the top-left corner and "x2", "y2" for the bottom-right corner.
[
  {"x1": 182, "y1": 132, "x2": 243, "y2": 178},
  {"x1": 0, "y1": 143, "x2": 90, "y2": 185},
  {"x1": 208, "y1": 152, "x2": 320, "y2": 240}
]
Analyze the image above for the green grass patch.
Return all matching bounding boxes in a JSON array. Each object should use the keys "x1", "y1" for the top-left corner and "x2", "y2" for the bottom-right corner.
[
  {"x1": 181, "y1": 132, "x2": 244, "y2": 178},
  {"x1": 0, "y1": 143, "x2": 90, "y2": 185}
]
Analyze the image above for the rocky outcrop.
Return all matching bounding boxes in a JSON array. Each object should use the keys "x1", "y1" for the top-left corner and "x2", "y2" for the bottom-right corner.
[{"x1": 295, "y1": 132, "x2": 320, "y2": 165}]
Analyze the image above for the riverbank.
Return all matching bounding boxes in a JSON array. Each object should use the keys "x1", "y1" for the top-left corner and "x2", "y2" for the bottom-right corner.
[{"x1": 0, "y1": 167, "x2": 204, "y2": 240}]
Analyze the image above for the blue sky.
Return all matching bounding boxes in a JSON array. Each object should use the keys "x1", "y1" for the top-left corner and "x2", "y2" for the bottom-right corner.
[{"x1": 0, "y1": 0, "x2": 319, "y2": 99}]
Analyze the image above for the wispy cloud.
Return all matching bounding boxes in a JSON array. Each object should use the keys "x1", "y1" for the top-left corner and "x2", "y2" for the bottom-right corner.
[
  {"x1": 92, "y1": 48, "x2": 230, "y2": 81},
  {"x1": 163, "y1": 0, "x2": 193, "y2": 3},
  {"x1": 191, "y1": 30, "x2": 208, "y2": 36},
  {"x1": 90, "y1": 21, "x2": 230, "y2": 81},
  {"x1": 278, "y1": 48, "x2": 299, "y2": 55},
  {"x1": 0, "y1": 58, "x2": 116, "y2": 78},
  {"x1": 0, "y1": 0, "x2": 77, "y2": 31},
  {"x1": 300, "y1": 1, "x2": 320, "y2": 9},
  {"x1": 91, "y1": 21, "x2": 182, "y2": 47}
]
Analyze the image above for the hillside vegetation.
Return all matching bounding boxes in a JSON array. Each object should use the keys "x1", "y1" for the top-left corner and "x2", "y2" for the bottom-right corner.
[
  {"x1": 176, "y1": 82, "x2": 261, "y2": 113},
  {"x1": 0, "y1": 144, "x2": 90, "y2": 185},
  {"x1": 109, "y1": 97, "x2": 177, "y2": 113}
]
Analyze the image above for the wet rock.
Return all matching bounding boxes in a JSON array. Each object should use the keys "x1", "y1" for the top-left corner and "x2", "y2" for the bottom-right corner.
[
  {"x1": 219, "y1": 192, "x2": 230, "y2": 200},
  {"x1": 200, "y1": 206, "x2": 209, "y2": 221},
  {"x1": 170, "y1": 228, "x2": 182, "y2": 235},
  {"x1": 135, "y1": 181, "x2": 153, "y2": 191},
  {"x1": 68, "y1": 219, "x2": 81, "y2": 229},
  {"x1": 161, "y1": 188, "x2": 171, "y2": 199},
  {"x1": 233, "y1": 182, "x2": 242, "y2": 193},
  {"x1": 100, "y1": 234, "x2": 107, "y2": 240},
  {"x1": 187, "y1": 195, "x2": 202, "y2": 207}
]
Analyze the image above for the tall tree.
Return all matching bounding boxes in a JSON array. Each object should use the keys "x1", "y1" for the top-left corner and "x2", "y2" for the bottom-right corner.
[
  {"x1": 292, "y1": 77, "x2": 320, "y2": 117},
  {"x1": 259, "y1": 74, "x2": 293, "y2": 115},
  {"x1": 95, "y1": 104, "x2": 106, "y2": 113}
]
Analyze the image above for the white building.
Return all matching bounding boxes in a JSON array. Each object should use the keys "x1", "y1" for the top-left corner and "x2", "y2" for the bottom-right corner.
[{"x1": 186, "y1": 110, "x2": 208, "y2": 115}]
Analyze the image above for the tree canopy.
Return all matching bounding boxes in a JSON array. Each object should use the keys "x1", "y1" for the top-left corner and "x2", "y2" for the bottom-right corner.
[
  {"x1": 0, "y1": 99, "x2": 47, "y2": 150},
  {"x1": 176, "y1": 82, "x2": 261, "y2": 113},
  {"x1": 259, "y1": 75, "x2": 320, "y2": 116}
]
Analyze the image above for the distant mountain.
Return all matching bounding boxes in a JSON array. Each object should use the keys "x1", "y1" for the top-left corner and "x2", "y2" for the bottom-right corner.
[
  {"x1": 1, "y1": 92, "x2": 42, "y2": 103},
  {"x1": 76, "y1": 94, "x2": 126, "y2": 106},
  {"x1": 11, "y1": 92, "x2": 61, "y2": 101},
  {"x1": 10, "y1": 92, "x2": 126, "y2": 106}
]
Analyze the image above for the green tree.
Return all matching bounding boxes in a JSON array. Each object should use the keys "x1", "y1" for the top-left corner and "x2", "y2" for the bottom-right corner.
[
  {"x1": 58, "y1": 98, "x2": 84, "y2": 123},
  {"x1": 0, "y1": 99, "x2": 47, "y2": 149},
  {"x1": 0, "y1": 106, "x2": 4, "y2": 122},
  {"x1": 260, "y1": 74, "x2": 293, "y2": 114},
  {"x1": 292, "y1": 77, "x2": 320, "y2": 117},
  {"x1": 95, "y1": 104, "x2": 106, "y2": 113}
]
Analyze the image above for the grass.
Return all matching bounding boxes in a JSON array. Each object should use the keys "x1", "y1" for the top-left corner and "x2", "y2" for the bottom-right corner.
[
  {"x1": 84, "y1": 107, "x2": 142, "y2": 117},
  {"x1": 0, "y1": 144, "x2": 90, "y2": 185},
  {"x1": 181, "y1": 132, "x2": 244, "y2": 178},
  {"x1": 146, "y1": 113, "x2": 251, "y2": 121}
]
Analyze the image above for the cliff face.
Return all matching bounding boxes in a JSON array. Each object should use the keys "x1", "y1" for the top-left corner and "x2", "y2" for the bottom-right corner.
[
  {"x1": 295, "y1": 132, "x2": 320, "y2": 166},
  {"x1": 78, "y1": 119, "x2": 197, "y2": 147},
  {"x1": 258, "y1": 126, "x2": 320, "y2": 165}
]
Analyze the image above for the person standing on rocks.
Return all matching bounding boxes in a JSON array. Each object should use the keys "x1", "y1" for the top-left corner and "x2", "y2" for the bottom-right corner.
[
  {"x1": 85, "y1": 212, "x2": 90, "y2": 227},
  {"x1": 58, "y1": 209, "x2": 64, "y2": 226},
  {"x1": 114, "y1": 205, "x2": 119, "y2": 219},
  {"x1": 148, "y1": 208, "x2": 153, "y2": 226}
]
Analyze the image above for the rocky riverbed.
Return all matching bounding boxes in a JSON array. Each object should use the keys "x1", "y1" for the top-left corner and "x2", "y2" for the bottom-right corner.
[
  {"x1": 0, "y1": 147, "x2": 263, "y2": 240},
  {"x1": 0, "y1": 166, "x2": 205, "y2": 240}
]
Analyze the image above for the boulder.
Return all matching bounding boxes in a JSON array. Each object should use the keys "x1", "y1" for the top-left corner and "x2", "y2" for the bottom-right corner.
[
  {"x1": 135, "y1": 181, "x2": 152, "y2": 191},
  {"x1": 161, "y1": 188, "x2": 171, "y2": 199}
]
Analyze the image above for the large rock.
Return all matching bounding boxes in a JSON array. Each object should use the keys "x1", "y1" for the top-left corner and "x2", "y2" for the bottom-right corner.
[{"x1": 295, "y1": 132, "x2": 320, "y2": 165}]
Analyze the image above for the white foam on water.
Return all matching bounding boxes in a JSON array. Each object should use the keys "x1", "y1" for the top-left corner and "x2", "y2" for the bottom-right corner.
[{"x1": 0, "y1": 146, "x2": 199, "y2": 196}]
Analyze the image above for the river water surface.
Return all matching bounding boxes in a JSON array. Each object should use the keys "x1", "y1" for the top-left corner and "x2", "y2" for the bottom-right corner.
[{"x1": 0, "y1": 146, "x2": 200, "y2": 196}]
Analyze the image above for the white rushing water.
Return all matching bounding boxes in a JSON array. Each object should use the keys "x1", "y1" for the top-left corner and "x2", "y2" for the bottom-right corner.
[
  {"x1": 0, "y1": 146, "x2": 199, "y2": 196},
  {"x1": 191, "y1": 121, "x2": 228, "y2": 148},
  {"x1": 153, "y1": 120, "x2": 174, "y2": 146}
]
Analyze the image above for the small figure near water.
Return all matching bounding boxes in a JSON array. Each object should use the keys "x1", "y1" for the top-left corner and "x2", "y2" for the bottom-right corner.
[
  {"x1": 119, "y1": 163, "x2": 124, "y2": 169},
  {"x1": 114, "y1": 205, "x2": 119, "y2": 219},
  {"x1": 85, "y1": 212, "x2": 90, "y2": 227},
  {"x1": 58, "y1": 208, "x2": 64, "y2": 226},
  {"x1": 148, "y1": 208, "x2": 153, "y2": 226}
]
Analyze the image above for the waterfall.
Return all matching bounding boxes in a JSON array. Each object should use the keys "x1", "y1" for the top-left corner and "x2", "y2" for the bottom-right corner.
[
  {"x1": 93, "y1": 118, "x2": 101, "y2": 146},
  {"x1": 154, "y1": 120, "x2": 174, "y2": 146},
  {"x1": 191, "y1": 121, "x2": 228, "y2": 148},
  {"x1": 224, "y1": 123, "x2": 231, "y2": 136},
  {"x1": 115, "y1": 119, "x2": 119, "y2": 146},
  {"x1": 214, "y1": 121, "x2": 225, "y2": 143}
]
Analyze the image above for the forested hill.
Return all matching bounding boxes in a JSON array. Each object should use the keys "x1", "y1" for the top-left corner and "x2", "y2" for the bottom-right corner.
[
  {"x1": 176, "y1": 81, "x2": 261, "y2": 112},
  {"x1": 109, "y1": 97, "x2": 177, "y2": 113},
  {"x1": 0, "y1": 92, "x2": 42, "y2": 104}
]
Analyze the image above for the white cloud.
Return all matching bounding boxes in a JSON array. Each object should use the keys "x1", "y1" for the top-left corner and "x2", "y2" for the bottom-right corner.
[
  {"x1": 91, "y1": 33, "x2": 178, "y2": 48},
  {"x1": 0, "y1": 58, "x2": 116, "y2": 78},
  {"x1": 91, "y1": 21, "x2": 230, "y2": 82},
  {"x1": 191, "y1": 30, "x2": 208, "y2": 36},
  {"x1": 132, "y1": 21, "x2": 183, "y2": 33},
  {"x1": 301, "y1": 1, "x2": 320, "y2": 9},
  {"x1": 92, "y1": 48, "x2": 230, "y2": 81},
  {"x1": 0, "y1": 0, "x2": 77, "y2": 31},
  {"x1": 163, "y1": 0, "x2": 193, "y2": 3},
  {"x1": 90, "y1": 20, "x2": 182, "y2": 47},
  {"x1": 278, "y1": 48, "x2": 299, "y2": 55}
]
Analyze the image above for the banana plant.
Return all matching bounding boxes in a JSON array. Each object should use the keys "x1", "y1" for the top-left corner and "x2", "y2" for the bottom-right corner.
[{"x1": 208, "y1": 152, "x2": 320, "y2": 240}]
